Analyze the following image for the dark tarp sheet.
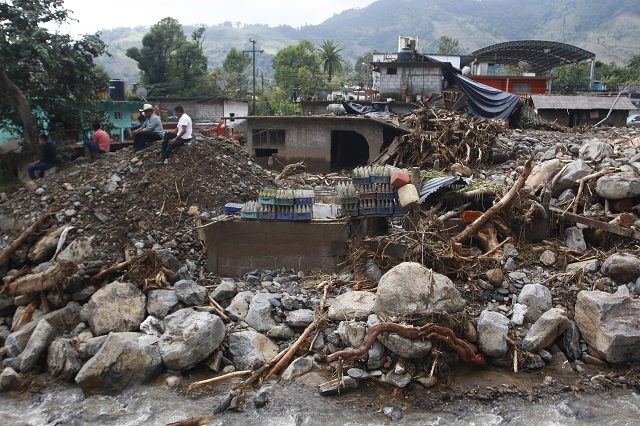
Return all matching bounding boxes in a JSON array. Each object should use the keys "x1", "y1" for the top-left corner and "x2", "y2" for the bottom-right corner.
[
  {"x1": 452, "y1": 74, "x2": 520, "y2": 120},
  {"x1": 342, "y1": 101, "x2": 392, "y2": 117}
]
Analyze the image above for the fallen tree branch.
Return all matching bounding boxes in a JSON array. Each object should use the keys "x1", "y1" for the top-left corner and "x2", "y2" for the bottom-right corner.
[
  {"x1": 187, "y1": 370, "x2": 251, "y2": 392},
  {"x1": 0, "y1": 213, "x2": 51, "y2": 268},
  {"x1": 452, "y1": 156, "x2": 533, "y2": 253},
  {"x1": 572, "y1": 167, "x2": 617, "y2": 214},
  {"x1": 10, "y1": 300, "x2": 37, "y2": 332},
  {"x1": 88, "y1": 259, "x2": 132, "y2": 285},
  {"x1": 6, "y1": 261, "x2": 77, "y2": 296},
  {"x1": 324, "y1": 322, "x2": 485, "y2": 366},
  {"x1": 166, "y1": 418, "x2": 211, "y2": 426},
  {"x1": 208, "y1": 295, "x2": 230, "y2": 322}
]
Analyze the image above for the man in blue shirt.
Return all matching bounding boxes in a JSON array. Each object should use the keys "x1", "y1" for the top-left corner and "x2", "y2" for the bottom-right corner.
[
  {"x1": 27, "y1": 134, "x2": 57, "y2": 179},
  {"x1": 132, "y1": 104, "x2": 163, "y2": 151}
]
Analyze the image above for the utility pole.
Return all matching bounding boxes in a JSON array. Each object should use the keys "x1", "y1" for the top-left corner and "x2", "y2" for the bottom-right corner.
[{"x1": 244, "y1": 39, "x2": 263, "y2": 115}]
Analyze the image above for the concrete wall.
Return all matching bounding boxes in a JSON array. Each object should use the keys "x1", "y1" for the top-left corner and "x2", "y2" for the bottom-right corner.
[
  {"x1": 246, "y1": 117, "x2": 387, "y2": 173},
  {"x1": 379, "y1": 64, "x2": 444, "y2": 100},
  {"x1": 205, "y1": 219, "x2": 349, "y2": 277},
  {"x1": 151, "y1": 99, "x2": 248, "y2": 122}
]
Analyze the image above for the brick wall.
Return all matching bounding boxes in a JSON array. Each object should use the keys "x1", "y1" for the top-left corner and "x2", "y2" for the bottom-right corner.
[
  {"x1": 205, "y1": 219, "x2": 349, "y2": 277},
  {"x1": 379, "y1": 64, "x2": 444, "y2": 100}
]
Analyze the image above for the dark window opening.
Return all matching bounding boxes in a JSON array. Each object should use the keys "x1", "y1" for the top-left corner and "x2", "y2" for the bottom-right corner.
[
  {"x1": 387, "y1": 67, "x2": 397, "y2": 75},
  {"x1": 254, "y1": 148, "x2": 278, "y2": 157},
  {"x1": 331, "y1": 130, "x2": 369, "y2": 171},
  {"x1": 253, "y1": 129, "x2": 285, "y2": 148},
  {"x1": 114, "y1": 111, "x2": 122, "y2": 120},
  {"x1": 229, "y1": 112, "x2": 235, "y2": 121},
  {"x1": 380, "y1": 126, "x2": 404, "y2": 153}
]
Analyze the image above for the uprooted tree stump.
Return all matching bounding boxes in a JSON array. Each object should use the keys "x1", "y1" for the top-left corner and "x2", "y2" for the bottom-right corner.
[{"x1": 324, "y1": 322, "x2": 486, "y2": 367}]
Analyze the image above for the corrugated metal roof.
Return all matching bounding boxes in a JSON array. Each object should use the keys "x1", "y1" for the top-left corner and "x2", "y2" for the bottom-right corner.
[
  {"x1": 419, "y1": 175, "x2": 466, "y2": 203},
  {"x1": 531, "y1": 95, "x2": 637, "y2": 111}
]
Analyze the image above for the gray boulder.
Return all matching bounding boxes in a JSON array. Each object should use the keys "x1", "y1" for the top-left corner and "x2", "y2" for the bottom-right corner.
[
  {"x1": 579, "y1": 139, "x2": 613, "y2": 162},
  {"x1": 378, "y1": 333, "x2": 432, "y2": 359},
  {"x1": 266, "y1": 325, "x2": 295, "y2": 340},
  {"x1": 281, "y1": 356, "x2": 314, "y2": 381},
  {"x1": 521, "y1": 308, "x2": 569, "y2": 353},
  {"x1": 173, "y1": 279, "x2": 208, "y2": 306},
  {"x1": 600, "y1": 253, "x2": 640, "y2": 283},
  {"x1": 327, "y1": 291, "x2": 376, "y2": 321},
  {"x1": 518, "y1": 284, "x2": 552, "y2": 322},
  {"x1": 525, "y1": 159, "x2": 562, "y2": 192},
  {"x1": 286, "y1": 309, "x2": 315, "y2": 327},
  {"x1": 228, "y1": 330, "x2": 279, "y2": 370},
  {"x1": 565, "y1": 227, "x2": 587, "y2": 252},
  {"x1": 367, "y1": 341, "x2": 386, "y2": 369},
  {"x1": 146, "y1": 289, "x2": 179, "y2": 318},
  {"x1": 575, "y1": 290, "x2": 640, "y2": 363},
  {"x1": 57, "y1": 235, "x2": 95, "y2": 263},
  {"x1": 28, "y1": 226, "x2": 65, "y2": 264},
  {"x1": 210, "y1": 280, "x2": 237, "y2": 302},
  {"x1": 552, "y1": 160, "x2": 593, "y2": 196},
  {"x1": 0, "y1": 367, "x2": 23, "y2": 392},
  {"x1": 78, "y1": 336, "x2": 107, "y2": 360},
  {"x1": 566, "y1": 259, "x2": 600, "y2": 274},
  {"x1": 245, "y1": 293, "x2": 277, "y2": 332},
  {"x1": 139, "y1": 316, "x2": 165, "y2": 337},
  {"x1": 477, "y1": 310, "x2": 510, "y2": 357},
  {"x1": 20, "y1": 319, "x2": 56, "y2": 372},
  {"x1": 47, "y1": 338, "x2": 82, "y2": 379},
  {"x1": 561, "y1": 320, "x2": 582, "y2": 361},
  {"x1": 596, "y1": 172, "x2": 640, "y2": 200},
  {"x1": 225, "y1": 291, "x2": 253, "y2": 320},
  {"x1": 75, "y1": 332, "x2": 162, "y2": 394},
  {"x1": 82, "y1": 281, "x2": 146, "y2": 336},
  {"x1": 159, "y1": 308, "x2": 225, "y2": 371},
  {"x1": 337, "y1": 321, "x2": 367, "y2": 348},
  {"x1": 375, "y1": 262, "x2": 464, "y2": 315}
]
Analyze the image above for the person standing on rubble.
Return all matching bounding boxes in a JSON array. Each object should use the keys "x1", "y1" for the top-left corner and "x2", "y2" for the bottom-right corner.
[
  {"x1": 83, "y1": 122, "x2": 110, "y2": 161},
  {"x1": 157, "y1": 105, "x2": 192, "y2": 165},
  {"x1": 26, "y1": 133, "x2": 57, "y2": 180},
  {"x1": 132, "y1": 103, "x2": 163, "y2": 151}
]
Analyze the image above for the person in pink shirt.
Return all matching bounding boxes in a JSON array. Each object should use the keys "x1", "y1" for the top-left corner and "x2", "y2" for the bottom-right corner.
[{"x1": 83, "y1": 122, "x2": 111, "y2": 160}]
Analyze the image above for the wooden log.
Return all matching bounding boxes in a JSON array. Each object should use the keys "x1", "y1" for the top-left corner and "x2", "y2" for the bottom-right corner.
[
  {"x1": 550, "y1": 207, "x2": 640, "y2": 240},
  {"x1": 165, "y1": 418, "x2": 211, "y2": 426},
  {"x1": 452, "y1": 156, "x2": 533, "y2": 252},
  {"x1": 474, "y1": 223, "x2": 500, "y2": 253},
  {"x1": 10, "y1": 300, "x2": 37, "y2": 331},
  {"x1": 187, "y1": 370, "x2": 251, "y2": 392},
  {"x1": 0, "y1": 213, "x2": 50, "y2": 268},
  {"x1": 6, "y1": 261, "x2": 77, "y2": 296},
  {"x1": 88, "y1": 259, "x2": 131, "y2": 285},
  {"x1": 325, "y1": 322, "x2": 485, "y2": 366}
]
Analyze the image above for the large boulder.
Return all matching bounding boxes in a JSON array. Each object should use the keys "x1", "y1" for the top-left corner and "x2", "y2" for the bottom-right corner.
[
  {"x1": 0, "y1": 367, "x2": 23, "y2": 392},
  {"x1": 146, "y1": 289, "x2": 180, "y2": 319},
  {"x1": 327, "y1": 291, "x2": 376, "y2": 321},
  {"x1": 596, "y1": 172, "x2": 640, "y2": 200},
  {"x1": 525, "y1": 159, "x2": 562, "y2": 192},
  {"x1": 552, "y1": 160, "x2": 593, "y2": 196},
  {"x1": 245, "y1": 293, "x2": 277, "y2": 332},
  {"x1": 600, "y1": 253, "x2": 640, "y2": 283},
  {"x1": 75, "y1": 332, "x2": 162, "y2": 394},
  {"x1": 173, "y1": 279, "x2": 208, "y2": 306},
  {"x1": 575, "y1": 290, "x2": 640, "y2": 363},
  {"x1": 19, "y1": 319, "x2": 56, "y2": 372},
  {"x1": 225, "y1": 291, "x2": 253, "y2": 320},
  {"x1": 227, "y1": 330, "x2": 279, "y2": 370},
  {"x1": 521, "y1": 308, "x2": 569, "y2": 353},
  {"x1": 578, "y1": 139, "x2": 613, "y2": 162},
  {"x1": 476, "y1": 310, "x2": 510, "y2": 357},
  {"x1": 47, "y1": 338, "x2": 82, "y2": 379},
  {"x1": 158, "y1": 308, "x2": 225, "y2": 371},
  {"x1": 517, "y1": 284, "x2": 552, "y2": 322},
  {"x1": 28, "y1": 226, "x2": 65, "y2": 264},
  {"x1": 82, "y1": 281, "x2": 146, "y2": 336},
  {"x1": 375, "y1": 262, "x2": 464, "y2": 315},
  {"x1": 565, "y1": 227, "x2": 587, "y2": 252},
  {"x1": 57, "y1": 235, "x2": 95, "y2": 264}
]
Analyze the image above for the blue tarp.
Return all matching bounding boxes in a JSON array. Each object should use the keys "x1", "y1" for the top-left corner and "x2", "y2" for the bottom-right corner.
[{"x1": 452, "y1": 74, "x2": 521, "y2": 120}]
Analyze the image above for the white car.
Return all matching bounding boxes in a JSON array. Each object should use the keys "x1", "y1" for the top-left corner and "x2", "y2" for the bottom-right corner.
[{"x1": 628, "y1": 114, "x2": 640, "y2": 127}]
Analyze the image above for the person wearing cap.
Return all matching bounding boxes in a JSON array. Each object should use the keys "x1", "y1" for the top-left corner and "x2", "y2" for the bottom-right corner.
[
  {"x1": 132, "y1": 103, "x2": 163, "y2": 151},
  {"x1": 82, "y1": 122, "x2": 110, "y2": 160},
  {"x1": 157, "y1": 104, "x2": 192, "y2": 164}
]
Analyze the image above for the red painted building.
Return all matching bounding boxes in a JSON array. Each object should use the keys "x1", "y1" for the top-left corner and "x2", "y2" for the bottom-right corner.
[{"x1": 468, "y1": 75, "x2": 555, "y2": 96}]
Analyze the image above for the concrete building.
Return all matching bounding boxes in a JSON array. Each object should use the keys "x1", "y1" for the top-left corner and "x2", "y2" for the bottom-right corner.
[
  {"x1": 147, "y1": 97, "x2": 248, "y2": 123},
  {"x1": 530, "y1": 95, "x2": 636, "y2": 127},
  {"x1": 244, "y1": 116, "x2": 408, "y2": 173}
]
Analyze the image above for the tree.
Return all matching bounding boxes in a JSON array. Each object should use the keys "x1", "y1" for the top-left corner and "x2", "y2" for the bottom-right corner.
[
  {"x1": 437, "y1": 36, "x2": 460, "y2": 55},
  {"x1": 126, "y1": 18, "x2": 208, "y2": 96},
  {"x1": 216, "y1": 47, "x2": 251, "y2": 97},
  {"x1": 354, "y1": 52, "x2": 373, "y2": 87},
  {"x1": 318, "y1": 40, "x2": 346, "y2": 84},
  {"x1": 272, "y1": 40, "x2": 323, "y2": 101},
  {"x1": 552, "y1": 62, "x2": 591, "y2": 94},
  {"x1": 0, "y1": 0, "x2": 108, "y2": 148}
]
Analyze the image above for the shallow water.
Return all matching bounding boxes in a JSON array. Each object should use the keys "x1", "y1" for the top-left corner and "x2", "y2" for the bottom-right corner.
[{"x1": 1, "y1": 379, "x2": 639, "y2": 426}]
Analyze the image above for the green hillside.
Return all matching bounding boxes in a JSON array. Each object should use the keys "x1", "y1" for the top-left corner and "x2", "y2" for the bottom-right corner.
[{"x1": 95, "y1": 0, "x2": 640, "y2": 85}]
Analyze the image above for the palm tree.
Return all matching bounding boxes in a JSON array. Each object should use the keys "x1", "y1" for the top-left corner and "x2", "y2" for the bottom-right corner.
[{"x1": 318, "y1": 40, "x2": 346, "y2": 84}]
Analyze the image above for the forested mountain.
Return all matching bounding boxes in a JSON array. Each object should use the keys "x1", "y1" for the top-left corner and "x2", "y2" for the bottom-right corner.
[{"x1": 96, "y1": 0, "x2": 640, "y2": 84}]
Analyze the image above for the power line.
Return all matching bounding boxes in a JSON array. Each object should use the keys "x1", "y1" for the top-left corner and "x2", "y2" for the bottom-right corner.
[{"x1": 243, "y1": 38, "x2": 264, "y2": 116}]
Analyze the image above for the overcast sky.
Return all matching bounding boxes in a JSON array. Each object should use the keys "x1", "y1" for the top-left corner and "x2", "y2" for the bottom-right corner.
[{"x1": 55, "y1": 0, "x2": 378, "y2": 36}]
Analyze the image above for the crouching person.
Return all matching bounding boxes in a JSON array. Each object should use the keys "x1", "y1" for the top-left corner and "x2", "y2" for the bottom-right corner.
[
  {"x1": 27, "y1": 133, "x2": 57, "y2": 180},
  {"x1": 157, "y1": 105, "x2": 192, "y2": 164},
  {"x1": 83, "y1": 122, "x2": 110, "y2": 161}
]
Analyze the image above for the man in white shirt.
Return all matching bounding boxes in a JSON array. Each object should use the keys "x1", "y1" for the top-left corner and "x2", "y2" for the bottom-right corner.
[{"x1": 158, "y1": 104, "x2": 192, "y2": 164}]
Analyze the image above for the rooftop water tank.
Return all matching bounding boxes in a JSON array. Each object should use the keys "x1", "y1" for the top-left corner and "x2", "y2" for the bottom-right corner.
[
  {"x1": 109, "y1": 79, "x2": 125, "y2": 101},
  {"x1": 397, "y1": 47, "x2": 414, "y2": 63}
]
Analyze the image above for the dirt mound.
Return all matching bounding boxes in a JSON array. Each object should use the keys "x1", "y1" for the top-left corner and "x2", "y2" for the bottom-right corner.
[{"x1": 0, "y1": 135, "x2": 276, "y2": 266}]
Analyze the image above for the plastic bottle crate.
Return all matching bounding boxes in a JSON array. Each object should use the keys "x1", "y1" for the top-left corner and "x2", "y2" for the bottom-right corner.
[
  {"x1": 224, "y1": 203, "x2": 244, "y2": 214},
  {"x1": 240, "y1": 211, "x2": 259, "y2": 219},
  {"x1": 339, "y1": 196, "x2": 359, "y2": 205},
  {"x1": 258, "y1": 196, "x2": 276, "y2": 205},
  {"x1": 371, "y1": 176, "x2": 390, "y2": 184},
  {"x1": 376, "y1": 206, "x2": 394, "y2": 215},
  {"x1": 340, "y1": 206, "x2": 359, "y2": 217},
  {"x1": 352, "y1": 177, "x2": 372, "y2": 185},
  {"x1": 376, "y1": 192, "x2": 395, "y2": 200},
  {"x1": 275, "y1": 198, "x2": 294, "y2": 206},
  {"x1": 393, "y1": 206, "x2": 410, "y2": 215},
  {"x1": 358, "y1": 192, "x2": 377, "y2": 200},
  {"x1": 360, "y1": 207, "x2": 377, "y2": 215},
  {"x1": 276, "y1": 212, "x2": 294, "y2": 220},
  {"x1": 259, "y1": 211, "x2": 276, "y2": 220},
  {"x1": 293, "y1": 197, "x2": 314, "y2": 205},
  {"x1": 293, "y1": 212, "x2": 312, "y2": 221}
]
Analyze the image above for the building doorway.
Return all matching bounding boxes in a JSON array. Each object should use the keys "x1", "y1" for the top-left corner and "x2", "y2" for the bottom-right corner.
[{"x1": 330, "y1": 130, "x2": 369, "y2": 171}]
